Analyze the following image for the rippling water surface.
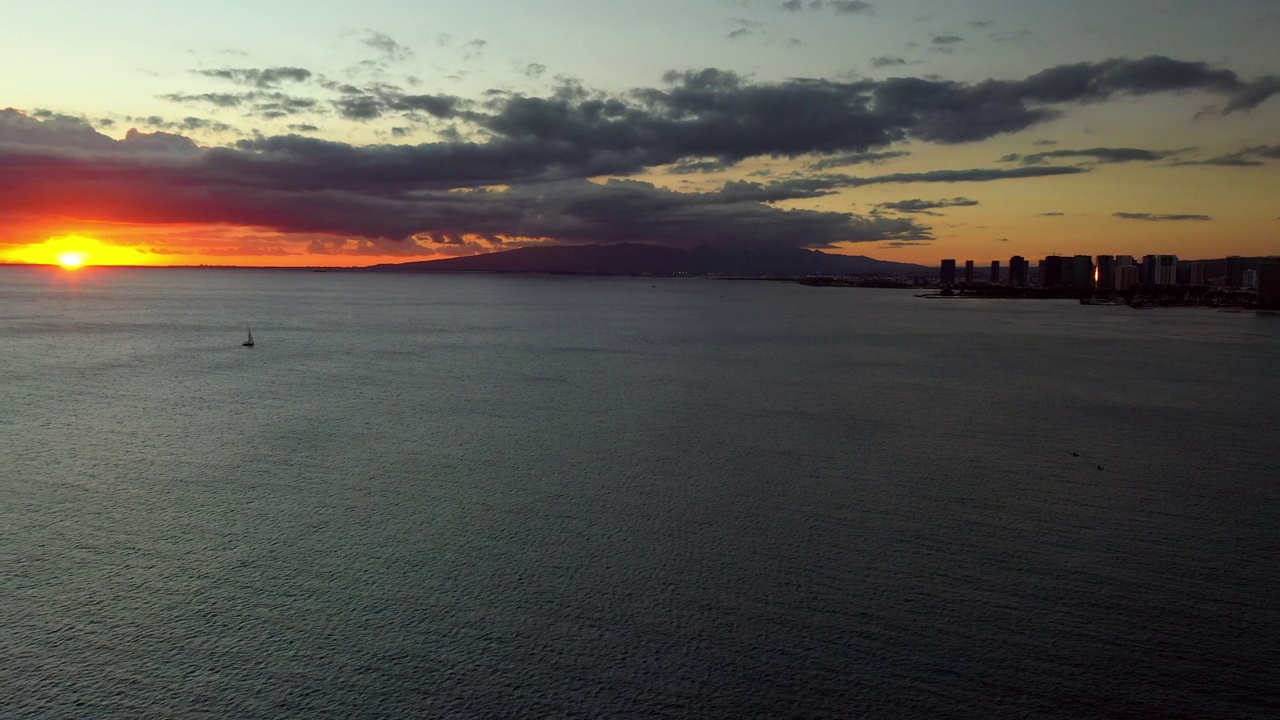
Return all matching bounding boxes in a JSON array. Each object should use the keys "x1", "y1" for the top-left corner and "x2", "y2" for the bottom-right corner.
[{"x1": 3, "y1": 267, "x2": 1278, "y2": 718}]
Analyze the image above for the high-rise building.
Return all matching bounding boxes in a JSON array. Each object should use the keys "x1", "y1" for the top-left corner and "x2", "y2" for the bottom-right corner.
[
  {"x1": 1115, "y1": 265, "x2": 1140, "y2": 292},
  {"x1": 941, "y1": 259, "x2": 956, "y2": 285},
  {"x1": 990, "y1": 260, "x2": 1001, "y2": 284},
  {"x1": 1242, "y1": 269, "x2": 1259, "y2": 288},
  {"x1": 1225, "y1": 256, "x2": 1247, "y2": 287},
  {"x1": 1177, "y1": 260, "x2": 1206, "y2": 286},
  {"x1": 1067, "y1": 255, "x2": 1095, "y2": 290},
  {"x1": 1040, "y1": 256, "x2": 1065, "y2": 287},
  {"x1": 1009, "y1": 256, "x2": 1028, "y2": 288},
  {"x1": 1141, "y1": 255, "x2": 1178, "y2": 286},
  {"x1": 1259, "y1": 264, "x2": 1280, "y2": 310},
  {"x1": 1096, "y1": 255, "x2": 1115, "y2": 293},
  {"x1": 964, "y1": 260, "x2": 975, "y2": 284}
]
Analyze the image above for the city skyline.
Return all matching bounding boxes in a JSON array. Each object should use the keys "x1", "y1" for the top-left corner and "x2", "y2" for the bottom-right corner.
[{"x1": 2, "y1": 0, "x2": 1279, "y2": 268}]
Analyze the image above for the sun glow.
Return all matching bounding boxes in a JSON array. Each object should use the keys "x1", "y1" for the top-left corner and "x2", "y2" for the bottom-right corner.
[
  {"x1": 3, "y1": 234, "x2": 155, "y2": 267},
  {"x1": 58, "y1": 251, "x2": 87, "y2": 269}
]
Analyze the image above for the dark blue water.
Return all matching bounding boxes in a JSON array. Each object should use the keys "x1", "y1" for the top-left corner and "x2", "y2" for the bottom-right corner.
[{"x1": 3, "y1": 267, "x2": 1278, "y2": 718}]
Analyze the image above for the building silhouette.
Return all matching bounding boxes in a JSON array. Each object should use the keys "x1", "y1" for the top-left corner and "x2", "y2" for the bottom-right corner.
[
  {"x1": 1067, "y1": 255, "x2": 1095, "y2": 291},
  {"x1": 1225, "y1": 256, "x2": 1247, "y2": 287},
  {"x1": 1177, "y1": 260, "x2": 1206, "y2": 286},
  {"x1": 1096, "y1": 255, "x2": 1115, "y2": 293},
  {"x1": 1115, "y1": 265, "x2": 1140, "y2": 292},
  {"x1": 1242, "y1": 269, "x2": 1259, "y2": 289},
  {"x1": 941, "y1": 259, "x2": 956, "y2": 285},
  {"x1": 964, "y1": 260, "x2": 975, "y2": 284},
  {"x1": 1142, "y1": 255, "x2": 1178, "y2": 286},
  {"x1": 990, "y1": 260, "x2": 1001, "y2": 284},
  {"x1": 1040, "y1": 256, "x2": 1064, "y2": 287},
  {"x1": 1259, "y1": 264, "x2": 1280, "y2": 310},
  {"x1": 1009, "y1": 256, "x2": 1028, "y2": 287}
]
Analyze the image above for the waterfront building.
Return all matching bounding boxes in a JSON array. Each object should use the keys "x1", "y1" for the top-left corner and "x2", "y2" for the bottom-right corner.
[
  {"x1": 1067, "y1": 255, "x2": 1095, "y2": 291},
  {"x1": 1040, "y1": 256, "x2": 1065, "y2": 287},
  {"x1": 1141, "y1": 255, "x2": 1178, "y2": 286},
  {"x1": 1177, "y1": 261, "x2": 1206, "y2": 286},
  {"x1": 1242, "y1": 269, "x2": 1259, "y2": 288},
  {"x1": 990, "y1": 260, "x2": 1001, "y2": 284},
  {"x1": 941, "y1": 259, "x2": 956, "y2": 285},
  {"x1": 1225, "y1": 256, "x2": 1247, "y2": 287},
  {"x1": 1259, "y1": 264, "x2": 1280, "y2": 310},
  {"x1": 1115, "y1": 265, "x2": 1140, "y2": 292},
  {"x1": 1096, "y1": 255, "x2": 1115, "y2": 293},
  {"x1": 964, "y1": 260, "x2": 975, "y2": 284},
  {"x1": 1009, "y1": 256, "x2": 1029, "y2": 288}
]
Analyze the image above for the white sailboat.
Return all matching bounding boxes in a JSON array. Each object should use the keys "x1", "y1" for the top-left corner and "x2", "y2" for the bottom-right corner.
[{"x1": 242, "y1": 325, "x2": 255, "y2": 347}]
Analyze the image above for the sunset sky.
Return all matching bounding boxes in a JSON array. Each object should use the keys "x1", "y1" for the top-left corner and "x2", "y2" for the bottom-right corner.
[{"x1": 2, "y1": 0, "x2": 1278, "y2": 268}]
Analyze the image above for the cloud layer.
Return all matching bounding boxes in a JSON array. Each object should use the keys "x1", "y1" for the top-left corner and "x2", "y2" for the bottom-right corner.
[{"x1": 4, "y1": 55, "x2": 1277, "y2": 254}]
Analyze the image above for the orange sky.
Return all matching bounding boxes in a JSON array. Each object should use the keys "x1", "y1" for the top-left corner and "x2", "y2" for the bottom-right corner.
[{"x1": 2, "y1": 2, "x2": 1278, "y2": 270}]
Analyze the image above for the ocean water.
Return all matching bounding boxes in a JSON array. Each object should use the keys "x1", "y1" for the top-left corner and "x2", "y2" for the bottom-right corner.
[{"x1": 3, "y1": 266, "x2": 1278, "y2": 719}]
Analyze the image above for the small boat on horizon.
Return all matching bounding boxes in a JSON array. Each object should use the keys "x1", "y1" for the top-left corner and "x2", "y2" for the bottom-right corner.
[{"x1": 242, "y1": 326, "x2": 254, "y2": 347}]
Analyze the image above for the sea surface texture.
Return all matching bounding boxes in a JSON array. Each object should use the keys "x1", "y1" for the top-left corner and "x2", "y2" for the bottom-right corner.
[{"x1": 3, "y1": 267, "x2": 1278, "y2": 719}]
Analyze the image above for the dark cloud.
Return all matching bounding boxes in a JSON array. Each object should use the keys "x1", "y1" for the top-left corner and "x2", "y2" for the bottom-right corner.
[
  {"x1": 524, "y1": 63, "x2": 547, "y2": 79},
  {"x1": 719, "y1": 166, "x2": 1088, "y2": 202},
  {"x1": 876, "y1": 197, "x2": 978, "y2": 215},
  {"x1": 132, "y1": 115, "x2": 236, "y2": 134},
  {"x1": 870, "y1": 56, "x2": 907, "y2": 68},
  {"x1": 1113, "y1": 212, "x2": 1212, "y2": 221},
  {"x1": 1015, "y1": 56, "x2": 1276, "y2": 112},
  {"x1": 838, "y1": 166, "x2": 1088, "y2": 186},
  {"x1": 1000, "y1": 147, "x2": 1178, "y2": 164},
  {"x1": 8, "y1": 55, "x2": 1278, "y2": 255},
  {"x1": 287, "y1": 123, "x2": 319, "y2": 133},
  {"x1": 828, "y1": 1, "x2": 875, "y2": 13},
  {"x1": 162, "y1": 91, "x2": 318, "y2": 118},
  {"x1": 1171, "y1": 144, "x2": 1279, "y2": 166},
  {"x1": 1038, "y1": 211, "x2": 1066, "y2": 216},
  {"x1": 0, "y1": 110, "x2": 930, "y2": 251},
  {"x1": 807, "y1": 150, "x2": 909, "y2": 170},
  {"x1": 163, "y1": 55, "x2": 1280, "y2": 160},
  {"x1": 195, "y1": 67, "x2": 312, "y2": 89},
  {"x1": 727, "y1": 28, "x2": 752, "y2": 40},
  {"x1": 1173, "y1": 152, "x2": 1264, "y2": 167},
  {"x1": 0, "y1": 108, "x2": 197, "y2": 154},
  {"x1": 362, "y1": 32, "x2": 413, "y2": 61},
  {"x1": 932, "y1": 36, "x2": 964, "y2": 45},
  {"x1": 781, "y1": 0, "x2": 874, "y2": 14},
  {"x1": 667, "y1": 159, "x2": 735, "y2": 174},
  {"x1": 1246, "y1": 144, "x2": 1280, "y2": 158}
]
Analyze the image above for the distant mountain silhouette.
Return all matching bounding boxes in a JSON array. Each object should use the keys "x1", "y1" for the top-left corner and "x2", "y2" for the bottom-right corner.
[{"x1": 365, "y1": 243, "x2": 929, "y2": 276}]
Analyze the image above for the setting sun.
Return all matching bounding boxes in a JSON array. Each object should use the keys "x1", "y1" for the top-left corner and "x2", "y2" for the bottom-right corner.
[
  {"x1": 3, "y1": 234, "x2": 156, "y2": 267},
  {"x1": 58, "y1": 251, "x2": 87, "y2": 269}
]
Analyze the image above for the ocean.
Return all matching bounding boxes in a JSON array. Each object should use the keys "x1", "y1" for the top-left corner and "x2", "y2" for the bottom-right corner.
[{"x1": 3, "y1": 267, "x2": 1277, "y2": 719}]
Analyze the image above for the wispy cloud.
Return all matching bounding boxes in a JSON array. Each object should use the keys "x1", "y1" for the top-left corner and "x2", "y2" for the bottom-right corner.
[
  {"x1": 876, "y1": 197, "x2": 979, "y2": 215},
  {"x1": 1113, "y1": 212, "x2": 1212, "y2": 221},
  {"x1": 1000, "y1": 147, "x2": 1178, "y2": 165}
]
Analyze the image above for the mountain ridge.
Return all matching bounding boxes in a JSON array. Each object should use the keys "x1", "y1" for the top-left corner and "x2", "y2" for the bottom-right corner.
[{"x1": 364, "y1": 243, "x2": 929, "y2": 276}]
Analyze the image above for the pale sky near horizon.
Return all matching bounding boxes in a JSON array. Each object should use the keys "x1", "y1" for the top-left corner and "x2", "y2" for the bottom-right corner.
[{"x1": 2, "y1": 0, "x2": 1278, "y2": 267}]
